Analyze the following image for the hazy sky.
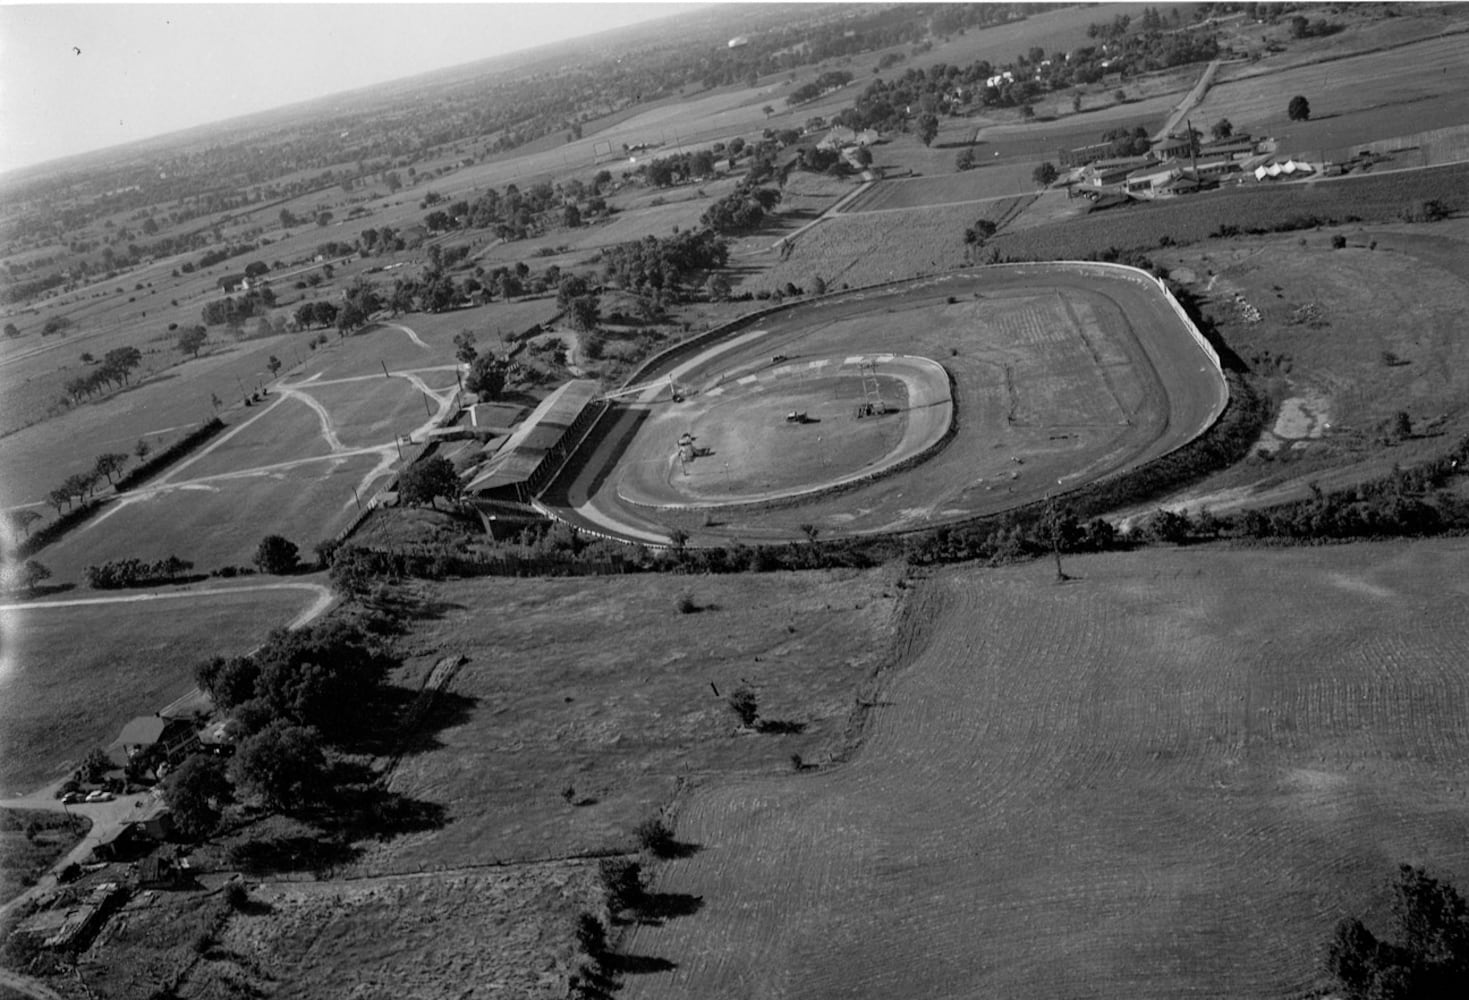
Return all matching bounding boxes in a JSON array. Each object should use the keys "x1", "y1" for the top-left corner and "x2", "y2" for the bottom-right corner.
[{"x1": 0, "y1": 2, "x2": 703, "y2": 175}]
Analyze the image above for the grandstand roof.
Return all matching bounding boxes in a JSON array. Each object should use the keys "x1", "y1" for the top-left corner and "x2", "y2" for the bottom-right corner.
[{"x1": 465, "y1": 380, "x2": 599, "y2": 494}]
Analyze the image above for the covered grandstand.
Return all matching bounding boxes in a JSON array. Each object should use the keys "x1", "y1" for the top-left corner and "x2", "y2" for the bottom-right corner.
[{"x1": 463, "y1": 379, "x2": 604, "y2": 503}]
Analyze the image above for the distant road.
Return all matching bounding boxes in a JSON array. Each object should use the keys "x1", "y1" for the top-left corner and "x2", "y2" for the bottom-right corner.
[{"x1": 1156, "y1": 58, "x2": 1222, "y2": 140}]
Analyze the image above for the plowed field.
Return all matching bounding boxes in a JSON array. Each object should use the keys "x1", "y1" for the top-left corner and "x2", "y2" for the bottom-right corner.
[{"x1": 622, "y1": 539, "x2": 1469, "y2": 999}]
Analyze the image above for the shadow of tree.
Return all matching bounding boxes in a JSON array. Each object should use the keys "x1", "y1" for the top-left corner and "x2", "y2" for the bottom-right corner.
[
  {"x1": 635, "y1": 891, "x2": 704, "y2": 926},
  {"x1": 756, "y1": 718, "x2": 807, "y2": 735},
  {"x1": 604, "y1": 952, "x2": 678, "y2": 974}
]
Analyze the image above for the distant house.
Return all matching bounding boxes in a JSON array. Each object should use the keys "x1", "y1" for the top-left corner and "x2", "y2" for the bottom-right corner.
[
  {"x1": 217, "y1": 274, "x2": 247, "y2": 294},
  {"x1": 118, "y1": 715, "x2": 199, "y2": 768}
]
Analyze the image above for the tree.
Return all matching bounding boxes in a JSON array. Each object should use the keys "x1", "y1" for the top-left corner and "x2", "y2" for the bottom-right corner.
[
  {"x1": 398, "y1": 455, "x2": 461, "y2": 509},
  {"x1": 253, "y1": 535, "x2": 299, "y2": 575},
  {"x1": 563, "y1": 203, "x2": 582, "y2": 229},
  {"x1": 101, "y1": 346, "x2": 142, "y2": 385},
  {"x1": 20, "y1": 560, "x2": 51, "y2": 593},
  {"x1": 567, "y1": 294, "x2": 601, "y2": 333},
  {"x1": 965, "y1": 219, "x2": 998, "y2": 245},
  {"x1": 1328, "y1": 865, "x2": 1469, "y2": 999},
  {"x1": 1288, "y1": 95, "x2": 1311, "y2": 121},
  {"x1": 854, "y1": 145, "x2": 873, "y2": 167},
  {"x1": 177, "y1": 325, "x2": 207, "y2": 358},
  {"x1": 916, "y1": 113, "x2": 940, "y2": 147},
  {"x1": 266, "y1": 355, "x2": 282, "y2": 378},
  {"x1": 465, "y1": 353, "x2": 508, "y2": 399},
  {"x1": 4, "y1": 322, "x2": 21, "y2": 337},
  {"x1": 1211, "y1": 117, "x2": 1234, "y2": 141},
  {"x1": 161, "y1": 754, "x2": 230, "y2": 838},
  {"x1": 453, "y1": 330, "x2": 478, "y2": 365},
  {"x1": 93, "y1": 452, "x2": 129, "y2": 485},
  {"x1": 956, "y1": 147, "x2": 976, "y2": 171},
  {"x1": 598, "y1": 857, "x2": 645, "y2": 915},
  {"x1": 1032, "y1": 161, "x2": 1059, "y2": 187},
  {"x1": 1390, "y1": 411, "x2": 1413, "y2": 442},
  {"x1": 727, "y1": 685, "x2": 759, "y2": 727},
  {"x1": 316, "y1": 211, "x2": 334, "y2": 227},
  {"x1": 7, "y1": 508, "x2": 42, "y2": 539},
  {"x1": 229, "y1": 721, "x2": 327, "y2": 812},
  {"x1": 575, "y1": 913, "x2": 607, "y2": 958}
]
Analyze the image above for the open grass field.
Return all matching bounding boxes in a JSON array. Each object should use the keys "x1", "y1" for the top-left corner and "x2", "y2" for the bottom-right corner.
[
  {"x1": 0, "y1": 586, "x2": 318, "y2": 795},
  {"x1": 621, "y1": 538, "x2": 1469, "y2": 1000},
  {"x1": 38, "y1": 452, "x2": 381, "y2": 580},
  {"x1": 342, "y1": 568, "x2": 909, "y2": 877},
  {"x1": 560, "y1": 266, "x2": 1224, "y2": 544},
  {"x1": 840, "y1": 161, "x2": 1041, "y2": 215},
  {"x1": 172, "y1": 863, "x2": 605, "y2": 1000},
  {"x1": 1195, "y1": 31, "x2": 1469, "y2": 161},
  {"x1": 1137, "y1": 216, "x2": 1469, "y2": 518},
  {"x1": 757, "y1": 205, "x2": 974, "y2": 293}
]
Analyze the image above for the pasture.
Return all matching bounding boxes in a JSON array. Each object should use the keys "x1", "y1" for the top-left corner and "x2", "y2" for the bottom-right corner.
[
  {"x1": 341, "y1": 568, "x2": 909, "y2": 876},
  {"x1": 622, "y1": 538, "x2": 1469, "y2": 1000},
  {"x1": 0, "y1": 586, "x2": 317, "y2": 795}
]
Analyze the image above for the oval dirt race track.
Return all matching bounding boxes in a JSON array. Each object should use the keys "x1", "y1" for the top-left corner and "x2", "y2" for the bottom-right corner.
[{"x1": 546, "y1": 265, "x2": 1226, "y2": 545}]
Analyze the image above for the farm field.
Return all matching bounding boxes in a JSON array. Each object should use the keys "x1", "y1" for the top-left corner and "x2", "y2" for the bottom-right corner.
[
  {"x1": 0, "y1": 585, "x2": 320, "y2": 795},
  {"x1": 622, "y1": 538, "x2": 1469, "y2": 1000},
  {"x1": 344, "y1": 568, "x2": 910, "y2": 876},
  {"x1": 1194, "y1": 31, "x2": 1469, "y2": 161},
  {"x1": 991, "y1": 160, "x2": 1469, "y2": 260}
]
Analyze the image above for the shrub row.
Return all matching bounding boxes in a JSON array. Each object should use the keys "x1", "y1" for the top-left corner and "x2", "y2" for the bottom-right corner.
[
  {"x1": 16, "y1": 498, "x2": 106, "y2": 558},
  {"x1": 85, "y1": 555, "x2": 195, "y2": 589},
  {"x1": 115, "y1": 417, "x2": 226, "y2": 492}
]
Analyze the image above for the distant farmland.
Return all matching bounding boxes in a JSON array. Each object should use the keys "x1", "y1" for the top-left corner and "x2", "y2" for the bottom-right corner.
[{"x1": 623, "y1": 539, "x2": 1469, "y2": 1000}]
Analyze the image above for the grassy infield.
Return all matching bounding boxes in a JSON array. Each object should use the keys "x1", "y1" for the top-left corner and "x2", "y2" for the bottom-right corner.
[{"x1": 5, "y1": 12, "x2": 1469, "y2": 1000}]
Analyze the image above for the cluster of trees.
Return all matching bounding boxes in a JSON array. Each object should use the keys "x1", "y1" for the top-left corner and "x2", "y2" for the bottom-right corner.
[
  {"x1": 786, "y1": 69, "x2": 855, "y2": 106},
  {"x1": 200, "y1": 286, "x2": 276, "y2": 327},
  {"x1": 253, "y1": 535, "x2": 300, "y2": 575},
  {"x1": 195, "y1": 619, "x2": 388, "y2": 747},
  {"x1": 293, "y1": 300, "x2": 340, "y2": 330},
  {"x1": 601, "y1": 229, "x2": 729, "y2": 303},
  {"x1": 1328, "y1": 865, "x2": 1469, "y2": 999},
  {"x1": 700, "y1": 180, "x2": 782, "y2": 235},
  {"x1": 64, "y1": 345, "x2": 142, "y2": 403},
  {"x1": 44, "y1": 450, "x2": 134, "y2": 513},
  {"x1": 397, "y1": 455, "x2": 463, "y2": 509},
  {"x1": 84, "y1": 554, "x2": 194, "y2": 589}
]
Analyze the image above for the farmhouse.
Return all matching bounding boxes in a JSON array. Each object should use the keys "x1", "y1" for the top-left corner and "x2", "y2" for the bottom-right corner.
[
  {"x1": 463, "y1": 379, "x2": 604, "y2": 504},
  {"x1": 118, "y1": 715, "x2": 199, "y2": 769},
  {"x1": 217, "y1": 274, "x2": 247, "y2": 293}
]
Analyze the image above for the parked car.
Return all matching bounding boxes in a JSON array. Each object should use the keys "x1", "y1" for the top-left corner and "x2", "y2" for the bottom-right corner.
[
  {"x1": 84, "y1": 790, "x2": 115, "y2": 803},
  {"x1": 61, "y1": 791, "x2": 84, "y2": 804}
]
